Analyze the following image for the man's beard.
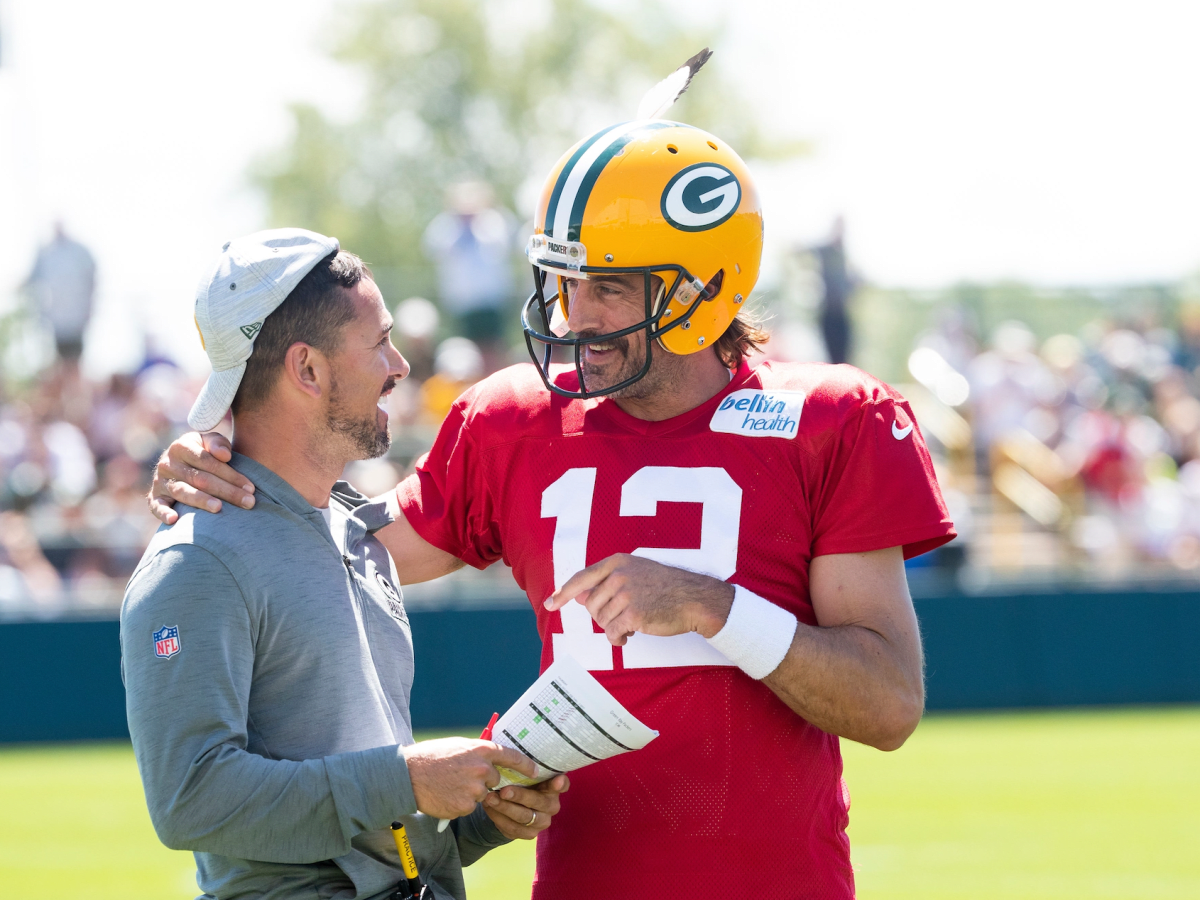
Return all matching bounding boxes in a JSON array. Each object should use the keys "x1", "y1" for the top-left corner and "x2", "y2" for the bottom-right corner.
[
  {"x1": 326, "y1": 375, "x2": 392, "y2": 460},
  {"x1": 578, "y1": 332, "x2": 655, "y2": 400}
]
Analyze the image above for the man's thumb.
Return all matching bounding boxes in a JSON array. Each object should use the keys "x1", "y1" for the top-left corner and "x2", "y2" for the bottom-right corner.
[
  {"x1": 493, "y1": 745, "x2": 537, "y2": 778},
  {"x1": 202, "y1": 431, "x2": 233, "y2": 460}
]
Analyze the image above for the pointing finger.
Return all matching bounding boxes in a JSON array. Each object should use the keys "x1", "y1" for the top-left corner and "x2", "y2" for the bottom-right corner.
[
  {"x1": 544, "y1": 570, "x2": 602, "y2": 611},
  {"x1": 545, "y1": 556, "x2": 621, "y2": 610}
]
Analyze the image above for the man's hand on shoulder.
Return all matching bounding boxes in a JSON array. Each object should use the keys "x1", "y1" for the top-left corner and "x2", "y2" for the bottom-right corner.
[
  {"x1": 402, "y1": 738, "x2": 537, "y2": 821},
  {"x1": 545, "y1": 554, "x2": 735, "y2": 645},
  {"x1": 148, "y1": 431, "x2": 255, "y2": 524}
]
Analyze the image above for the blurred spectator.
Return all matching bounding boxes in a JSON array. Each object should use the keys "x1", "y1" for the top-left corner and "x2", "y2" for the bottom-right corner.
[
  {"x1": 813, "y1": 216, "x2": 856, "y2": 364},
  {"x1": 967, "y1": 322, "x2": 1058, "y2": 464},
  {"x1": 422, "y1": 180, "x2": 517, "y2": 372},
  {"x1": 0, "y1": 345, "x2": 198, "y2": 613},
  {"x1": 0, "y1": 511, "x2": 62, "y2": 611},
  {"x1": 394, "y1": 296, "x2": 441, "y2": 382},
  {"x1": 904, "y1": 302, "x2": 1200, "y2": 576},
  {"x1": 88, "y1": 374, "x2": 138, "y2": 461},
  {"x1": 22, "y1": 222, "x2": 97, "y2": 362},
  {"x1": 419, "y1": 337, "x2": 484, "y2": 425}
]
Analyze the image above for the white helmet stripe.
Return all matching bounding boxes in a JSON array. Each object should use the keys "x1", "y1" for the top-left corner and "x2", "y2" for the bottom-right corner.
[{"x1": 550, "y1": 120, "x2": 646, "y2": 241}]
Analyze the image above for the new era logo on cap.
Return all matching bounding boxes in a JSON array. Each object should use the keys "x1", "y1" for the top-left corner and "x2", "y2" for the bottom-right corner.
[{"x1": 188, "y1": 228, "x2": 339, "y2": 431}]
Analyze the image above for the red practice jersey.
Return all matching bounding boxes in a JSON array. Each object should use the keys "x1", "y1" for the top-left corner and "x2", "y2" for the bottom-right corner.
[{"x1": 399, "y1": 360, "x2": 955, "y2": 900}]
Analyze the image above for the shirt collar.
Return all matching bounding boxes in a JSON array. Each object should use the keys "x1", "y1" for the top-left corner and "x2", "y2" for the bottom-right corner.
[{"x1": 228, "y1": 452, "x2": 330, "y2": 522}]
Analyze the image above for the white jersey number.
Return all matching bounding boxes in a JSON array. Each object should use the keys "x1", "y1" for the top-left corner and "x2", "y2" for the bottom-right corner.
[{"x1": 541, "y1": 466, "x2": 742, "y2": 671}]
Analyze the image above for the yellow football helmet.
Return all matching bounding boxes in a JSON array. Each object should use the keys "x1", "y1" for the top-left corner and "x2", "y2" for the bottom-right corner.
[{"x1": 522, "y1": 120, "x2": 763, "y2": 398}]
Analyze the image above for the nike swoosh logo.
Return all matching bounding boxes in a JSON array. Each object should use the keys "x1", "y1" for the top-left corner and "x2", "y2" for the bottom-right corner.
[{"x1": 892, "y1": 421, "x2": 914, "y2": 440}]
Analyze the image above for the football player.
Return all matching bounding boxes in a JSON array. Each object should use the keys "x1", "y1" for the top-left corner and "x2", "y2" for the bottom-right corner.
[{"x1": 151, "y1": 121, "x2": 954, "y2": 898}]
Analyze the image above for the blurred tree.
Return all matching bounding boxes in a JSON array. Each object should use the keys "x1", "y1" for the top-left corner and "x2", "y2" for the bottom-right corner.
[{"x1": 252, "y1": 0, "x2": 802, "y2": 307}]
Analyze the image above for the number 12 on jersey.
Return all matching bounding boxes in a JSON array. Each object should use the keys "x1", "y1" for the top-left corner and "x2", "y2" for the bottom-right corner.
[{"x1": 541, "y1": 466, "x2": 743, "y2": 672}]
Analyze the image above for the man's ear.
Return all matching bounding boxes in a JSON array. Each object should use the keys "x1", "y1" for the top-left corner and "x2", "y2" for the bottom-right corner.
[
  {"x1": 700, "y1": 269, "x2": 725, "y2": 301},
  {"x1": 282, "y1": 342, "x2": 327, "y2": 401}
]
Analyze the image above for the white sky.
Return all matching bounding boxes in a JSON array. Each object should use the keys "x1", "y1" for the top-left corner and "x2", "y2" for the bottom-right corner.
[{"x1": 2, "y1": 0, "x2": 1199, "y2": 376}]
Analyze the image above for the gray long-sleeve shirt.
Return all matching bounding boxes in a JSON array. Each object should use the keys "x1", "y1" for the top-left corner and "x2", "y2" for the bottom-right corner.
[{"x1": 120, "y1": 453, "x2": 506, "y2": 900}]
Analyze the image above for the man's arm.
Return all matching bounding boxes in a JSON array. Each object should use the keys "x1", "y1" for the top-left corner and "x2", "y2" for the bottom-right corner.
[
  {"x1": 377, "y1": 495, "x2": 465, "y2": 584},
  {"x1": 764, "y1": 549, "x2": 922, "y2": 750},
  {"x1": 147, "y1": 432, "x2": 463, "y2": 585},
  {"x1": 123, "y1": 545, "x2": 533, "y2": 860},
  {"x1": 544, "y1": 546, "x2": 923, "y2": 751}
]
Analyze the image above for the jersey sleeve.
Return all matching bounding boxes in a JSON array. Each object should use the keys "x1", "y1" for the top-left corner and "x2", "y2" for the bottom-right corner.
[
  {"x1": 396, "y1": 398, "x2": 504, "y2": 570},
  {"x1": 810, "y1": 395, "x2": 955, "y2": 559}
]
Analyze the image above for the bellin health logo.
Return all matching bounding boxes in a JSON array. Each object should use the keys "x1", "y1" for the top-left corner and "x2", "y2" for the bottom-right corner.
[{"x1": 709, "y1": 389, "x2": 805, "y2": 439}]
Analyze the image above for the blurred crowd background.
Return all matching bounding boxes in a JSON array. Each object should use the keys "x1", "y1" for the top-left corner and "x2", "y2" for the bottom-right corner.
[{"x1": 3, "y1": 0, "x2": 1200, "y2": 615}]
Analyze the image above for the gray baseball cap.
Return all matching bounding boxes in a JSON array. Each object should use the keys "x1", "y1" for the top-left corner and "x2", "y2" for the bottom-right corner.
[{"x1": 188, "y1": 228, "x2": 340, "y2": 431}]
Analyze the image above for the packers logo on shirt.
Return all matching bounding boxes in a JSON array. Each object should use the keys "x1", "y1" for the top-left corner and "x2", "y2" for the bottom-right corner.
[
  {"x1": 375, "y1": 571, "x2": 405, "y2": 621},
  {"x1": 661, "y1": 163, "x2": 742, "y2": 232}
]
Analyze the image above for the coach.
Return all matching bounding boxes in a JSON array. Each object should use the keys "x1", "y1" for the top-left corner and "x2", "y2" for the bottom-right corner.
[{"x1": 121, "y1": 230, "x2": 563, "y2": 900}]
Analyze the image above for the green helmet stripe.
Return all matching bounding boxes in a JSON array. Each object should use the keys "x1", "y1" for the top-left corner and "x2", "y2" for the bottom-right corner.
[
  {"x1": 564, "y1": 121, "x2": 673, "y2": 242},
  {"x1": 543, "y1": 123, "x2": 622, "y2": 237}
]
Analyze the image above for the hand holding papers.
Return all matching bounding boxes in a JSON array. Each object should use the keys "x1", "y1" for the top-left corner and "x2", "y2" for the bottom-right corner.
[
  {"x1": 435, "y1": 653, "x2": 657, "y2": 833},
  {"x1": 490, "y1": 653, "x2": 658, "y2": 788}
]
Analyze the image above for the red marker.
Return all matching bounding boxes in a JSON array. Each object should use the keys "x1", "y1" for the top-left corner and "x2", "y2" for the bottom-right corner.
[
  {"x1": 435, "y1": 713, "x2": 501, "y2": 834},
  {"x1": 479, "y1": 712, "x2": 499, "y2": 741}
]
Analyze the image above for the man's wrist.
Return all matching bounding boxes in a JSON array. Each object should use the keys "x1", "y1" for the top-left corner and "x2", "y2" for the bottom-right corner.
[
  {"x1": 705, "y1": 586, "x2": 798, "y2": 679},
  {"x1": 693, "y1": 580, "x2": 736, "y2": 639}
]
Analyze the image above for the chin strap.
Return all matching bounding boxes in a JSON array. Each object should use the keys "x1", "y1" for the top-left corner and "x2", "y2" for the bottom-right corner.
[
  {"x1": 650, "y1": 280, "x2": 668, "y2": 316},
  {"x1": 652, "y1": 280, "x2": 675, "y2": 355}
]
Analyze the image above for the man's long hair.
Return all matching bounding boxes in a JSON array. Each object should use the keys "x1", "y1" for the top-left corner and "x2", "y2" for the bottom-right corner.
[{"x1": 714, "y1": 308, "x2": 770, "y2": 368}]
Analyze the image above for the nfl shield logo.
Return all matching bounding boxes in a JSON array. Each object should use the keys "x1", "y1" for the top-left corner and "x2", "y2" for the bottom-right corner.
[{"x1": 153, "y1": 625, "x2": 180, "y2": 659}]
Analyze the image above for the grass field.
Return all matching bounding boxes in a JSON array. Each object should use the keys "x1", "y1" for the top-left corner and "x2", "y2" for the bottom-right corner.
[{"x1": 1, "y1": 707, "x2": 1198, "y2": 899}]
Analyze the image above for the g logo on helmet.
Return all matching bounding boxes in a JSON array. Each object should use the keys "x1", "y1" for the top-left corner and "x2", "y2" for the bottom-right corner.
[{"x1": 661, "y1": 163, "x2": 742, "y2": 232}]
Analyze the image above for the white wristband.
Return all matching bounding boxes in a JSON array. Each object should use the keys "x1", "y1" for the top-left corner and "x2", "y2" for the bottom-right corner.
[{"x1": 706, "y1": 585, "x2": 798, "y2": 680}]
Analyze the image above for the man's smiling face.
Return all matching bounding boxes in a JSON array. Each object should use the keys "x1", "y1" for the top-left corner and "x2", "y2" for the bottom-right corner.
[
  {"x1": 323, "y1": 278, "x2": 409, "y2": 460},
  {"x1": 562, "y1": 272, "x2": 668, "y2": 400}
]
